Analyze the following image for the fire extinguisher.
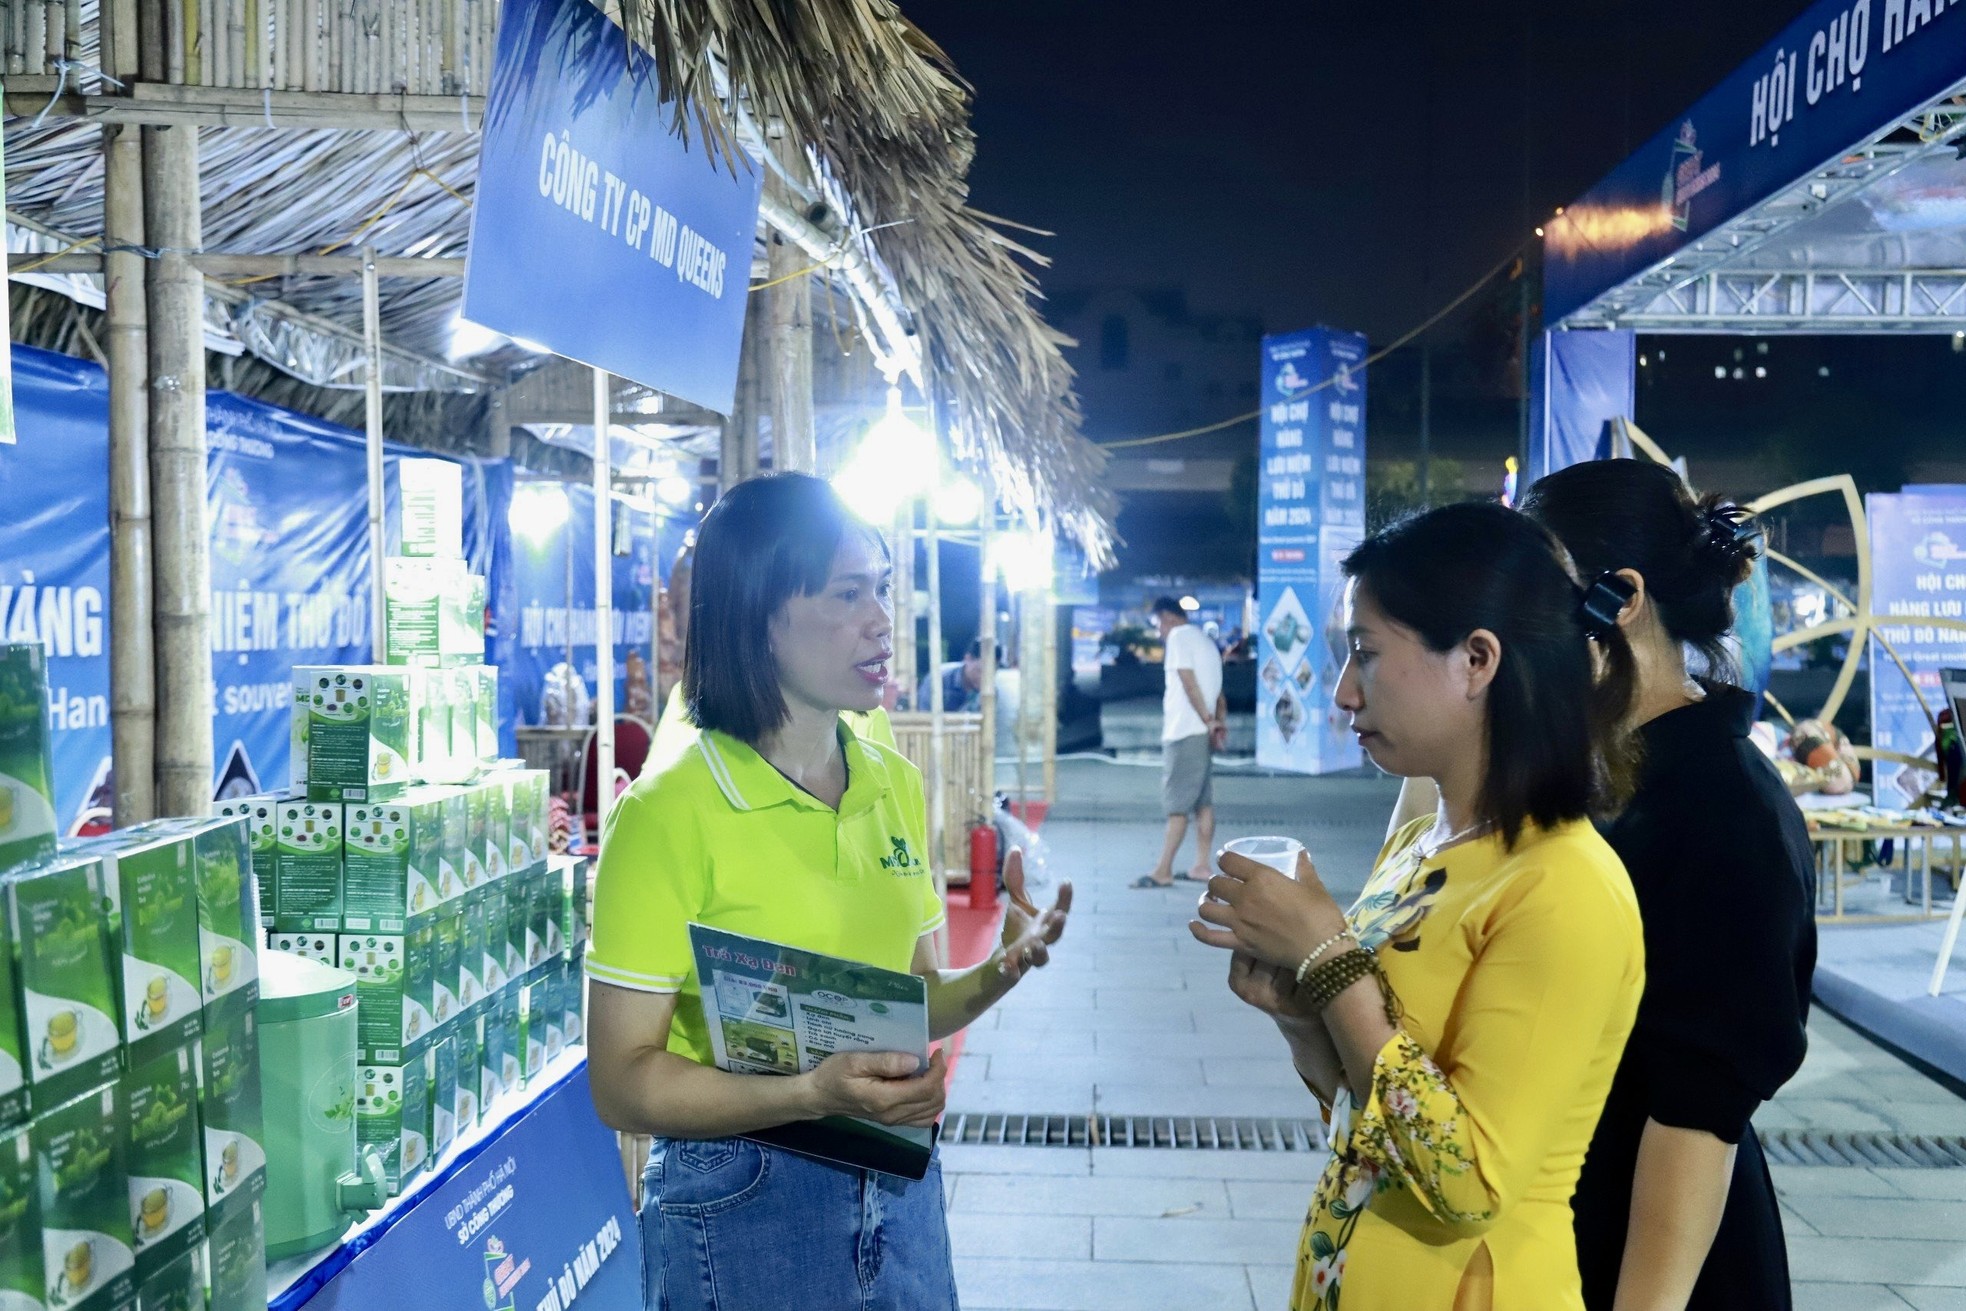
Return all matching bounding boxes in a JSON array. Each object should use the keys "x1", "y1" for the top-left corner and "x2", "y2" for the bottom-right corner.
[{"x1": 969, "y1": 823, "x2": 999, "y2": 909}]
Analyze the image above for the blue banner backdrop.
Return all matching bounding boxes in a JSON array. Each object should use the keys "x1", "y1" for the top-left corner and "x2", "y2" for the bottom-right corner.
[
  {"x1": 1255, "y1": 329, "x2": 1366, "y2": 776},
  {"x1": 1867, "y1": 488, "x2": 1966, "y2": 806},
  {"x1": 0, "y1": 344, "x2": 536, "y2": 835},
  {"x1": 1545, "y1": 1, "x2": 1966, "y2": 325},
  {"x1": 465, "y1": 0, "x2": 764, "y2": 411},
  {"x1": 1525, "y1": 329, "x2": 1636, "y2": 485}
]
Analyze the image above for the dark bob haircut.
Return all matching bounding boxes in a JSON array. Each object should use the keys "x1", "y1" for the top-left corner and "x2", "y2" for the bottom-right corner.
[
  {"x1": 684, "y1": 474, "x2": 888, "y2": 743},
  {"x1": 1342, "y1": 502, "x2": 1637, "y2": 846},
  {"x1": 1520, "y1": 458, "x2": 1759, "y2": 684}
]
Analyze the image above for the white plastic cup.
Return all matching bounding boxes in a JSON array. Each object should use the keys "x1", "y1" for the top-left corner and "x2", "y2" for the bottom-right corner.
[{"x1": 1223, "y1": 835, "x2": 1305, "y2": 878}]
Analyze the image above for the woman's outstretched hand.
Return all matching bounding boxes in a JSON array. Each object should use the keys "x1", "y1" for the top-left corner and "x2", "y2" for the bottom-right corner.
[
  {"x1": 1190, "y1": 848, "x2": 1350, "y2": 970},
  {"x1": 997, "y1": 848, "x2": 1072, "y2": 985}
]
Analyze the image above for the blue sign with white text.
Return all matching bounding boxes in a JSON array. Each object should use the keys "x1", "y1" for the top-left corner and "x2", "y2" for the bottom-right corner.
[
  {"x1": 1255, "y1": 329, "x2": 1366, "y2": 776},
  {"x1": 1546, "y1": 0, "x2": 1966, "y2": 324},
  {"x1": 466, "y1": 0, "x2": 764, "y2": 410},
  {"x1": 1868, "y1": 489, "x2": 1966, "y2": 806}
]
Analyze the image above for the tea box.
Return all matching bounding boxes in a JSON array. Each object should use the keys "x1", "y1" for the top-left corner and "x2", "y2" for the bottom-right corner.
[
  {"x1": 396, "y1": 458, "x2": 463, "y2": 560},
  {"x1": 483, "y1": 779, "x2": 509, "y2": 883},
  {"x1": 355, "y1": 1058, "x2": 427, "y2": 1196},
  {"x1": 158, "y1": 818, "x2": 258, "y2": 1021},
  {"x1": 445, "y1": 669, "x2": 479, "y2": 786},
  {"x1": 493, "y1": 989, "x2": 521, "y2": 1095},
  {"x1": 477, "y1": 1007, "x2": 505, "y2": 1113},
  {"x1": 31, "y1": 1082, "x2": 137, "y2": 1311},
  {"x1": 472, "y1": 666, "x2": 500, "y2": 767},
  {"x1": 516, "y1": 976, "x2": 545, "y2": 1087},
  {"x1": 121, "y1": 1046, "x2": 204, "y2": 1277},
  {"x1": 451, "y1": 1020, "x2": 480, "y2": 1129},
  {"x1": 4, "y1": 853, "x2": 121, "y2": 1109},
  {"x1": 70, "y1": 831, "x2": 202, "y2": 1069},
  {"x1": 194, "y1": 1009, "x2": 265, "y2": 1213},
  {"x1": 268, "y1": 803, "x2": 341, "y2": 934},
  {"x1": 338, "y1": 927, "x2": 435, "y2": 1063},
  {"x1": 462, "y1": 783, "x2": 489, "y2": 891},
  {"x1": 341, "y1": 792, "x2": 449, "y2": 932},
  {"x1": 501, "y1": 879, "x2": 527, "y2": 989},
  {"x1": 302, "y1": 668, "x2": 413, "y2": 804},
  {"x1": 380, "y1": 557, "x2": 453, "y2": 670},
  {"x1": 211, "y1": 797, "x2": 279, "y2": 927},
  {"x1": 0, "y1": 1119, "x2": 45, "y2": 1311},
  {"x1": 430, "y1": 909, "x2": 461, "y2": 1031},
  {"x1": 200, "y1": 1193, "x2": 266, "y2": 1311},
  {"x1": 409, "y1": 669, "x2": 454, "y2": 787},
  {"x1": 455, "y1": 893, "x2": 485, "y2": 1013},
  {"x1": 287, "y1": 666, "x2": 325, "y2": 793},
  {"x1": 550, "y1": 853, "x2": 589, "y2": 956},
  {"x1": 440, "y1": 573, "x2": 486, "y2": 667},
  {"x1": 134, "y1": 1245, "x2": 202, "y2": 1311},
  {"x1": 0, "y1": 897, "x2": 27, "y2": 1129},
  {"x1": 564, "y1": 949, "x2": 585, "y2": 1049},
  {"x1": 424, "y1": 1037, "x2": 457, "y2": 1159},
  {"x1": 0, "y1": 644, "x2": 58, "y2": 876},
  {"x1": 264, "y1": 933, "x2": 334, "y2": 967},
  {"x1": 538, "y1": 959, "x2": 567, "y2": 1065}
]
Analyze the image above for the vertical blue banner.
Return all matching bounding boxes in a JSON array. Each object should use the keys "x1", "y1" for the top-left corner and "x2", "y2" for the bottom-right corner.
[
  {"x1": 1526, "y1": 330, "x2": 1635, "y2": 485},
  {"x1": 465, "y1": 0, "x2": 764, "y2": 410},
  {"x1": 1256, "y1": 329, "x2": 1367, "y2": 776},
  {"x1": 1867, "y1": 489, "x2": 1966, "y2": 806}
]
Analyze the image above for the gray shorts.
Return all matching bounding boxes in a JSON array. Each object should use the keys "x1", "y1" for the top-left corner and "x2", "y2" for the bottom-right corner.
[{"x1": 1162, "y1": 733, "x2": 1215, "y2": 816}]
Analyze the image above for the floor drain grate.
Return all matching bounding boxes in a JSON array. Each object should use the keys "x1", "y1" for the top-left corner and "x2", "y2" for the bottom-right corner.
[
  {"x1": 943, "y1": 1113, "x2": 1328, "y2": 1152},
  {"x1": 1759, "y1": 1130, "x2": 1966, "y2": 1169}
]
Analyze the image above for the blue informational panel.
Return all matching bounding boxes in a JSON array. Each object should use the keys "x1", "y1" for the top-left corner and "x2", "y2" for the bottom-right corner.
[
  {"x1": 1547, "y1": 1, "x2": 1966, "y2": 324},
  {"x1": 1255, "y1": 329, "x2": 1366, "y2": 776},
  {"x1": 297, "y1": 1067, "x2": 641, "y2": 1311},
  {"x1": 1526, "y1": 330, "x2": 1635, "y2": 485},
  {"x1": 0, "y1": 344, "x2": 516, "y2": 833},
  {"x1": 465, "y1": 0, "x2": 764, "y2": 411},
  {"x1": 1867, "y1": 489, "x2": 1966, "y2": 805}
]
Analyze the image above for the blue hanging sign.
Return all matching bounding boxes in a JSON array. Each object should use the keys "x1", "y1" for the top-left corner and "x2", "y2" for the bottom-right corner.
[
  {"x1": 1867, "y1": 489, "x2": 1966, "y2": 806},
  {"x1": 465, "y1": 0, "x2": 764, "y2": 411},
  {"x1": 1255, "y1": 329, "x2": 1366, "y2": 776},
  {"x1": 1546, "y1": 0, "x2": 1966, "y2": 325}
]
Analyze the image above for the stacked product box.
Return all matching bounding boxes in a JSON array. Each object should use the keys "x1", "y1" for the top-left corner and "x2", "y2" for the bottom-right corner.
[
  {"x1": 0, "y1": 892, "x2": 26, "y2": 1129},
  {"x1": 31, "y1": 1080, "x2": 139, "y2": 1311},
  {"x1": 196, "y1": 999, "x2": 267, "y2": 1311},
  {"x1": 270, "y1": 800, "x2": 344, "y2": 934},
  {"x1": 1, "y1": 1109, "x2": 44, "y2": 1310},
  {"x1": 0, "y1": 643, "x2": 60, "y2": 875},
  {"x1": 4, "y1": 853, "x2": 123, "y2": 1111},
  {"x1": 123, "y1": 1043, "x2": 205, "y2": 1288},
  {"x1": 300, "y1": 668, "x2": 415, "y2": 805},
  {"x1": 212, "y1": 797, "x2": 279, "y2": 928}
]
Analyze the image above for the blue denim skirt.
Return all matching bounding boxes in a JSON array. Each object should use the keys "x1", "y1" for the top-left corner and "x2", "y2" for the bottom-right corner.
[{"x1": 640, "y1": 1136, "x2": 958, "y2": 1311}]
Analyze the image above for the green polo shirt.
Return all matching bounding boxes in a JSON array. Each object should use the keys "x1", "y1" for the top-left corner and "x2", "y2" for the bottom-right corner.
[{"x1": 587, "y1": 724, "x2": 945, "y2": 1067}]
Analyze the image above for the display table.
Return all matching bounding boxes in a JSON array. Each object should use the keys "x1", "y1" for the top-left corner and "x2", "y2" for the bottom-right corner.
[
  {"x1": 1806, "y1": 821, "x2": 1966, "y2": 919},
  {"x1": 269, "y1": 1053, "x2": 641, "y2": 1311}
]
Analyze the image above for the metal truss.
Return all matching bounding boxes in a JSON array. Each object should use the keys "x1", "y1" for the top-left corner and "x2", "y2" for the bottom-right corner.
[{"x1": 1615, "y1": 268, "x2": 1966, "y2": 332}]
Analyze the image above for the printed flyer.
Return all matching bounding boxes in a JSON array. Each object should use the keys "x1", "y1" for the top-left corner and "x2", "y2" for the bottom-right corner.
[{"x1": 688, "y1": 924, "x2": 933, "y2": 1180}]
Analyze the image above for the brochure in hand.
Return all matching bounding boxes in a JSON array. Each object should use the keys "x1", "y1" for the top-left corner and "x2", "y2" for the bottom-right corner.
[{"x1": 687, "y1": 924, "x2": 934, "y2": 1180}]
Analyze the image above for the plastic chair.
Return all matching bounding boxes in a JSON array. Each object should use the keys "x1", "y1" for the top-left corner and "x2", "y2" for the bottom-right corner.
[{"x1": 578, "y1": 714, "x2": 655, "y2": 851}]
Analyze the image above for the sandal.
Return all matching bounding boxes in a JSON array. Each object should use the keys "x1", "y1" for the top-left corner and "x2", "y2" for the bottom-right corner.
[{"x1": 1129, "y1": 874, "x2": 1176, "y2": 889}]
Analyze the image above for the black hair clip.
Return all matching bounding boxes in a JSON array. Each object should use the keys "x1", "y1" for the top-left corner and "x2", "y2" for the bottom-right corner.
[{"x1": 1577, "y1": 572, "x2": 1637, "y2": 640}]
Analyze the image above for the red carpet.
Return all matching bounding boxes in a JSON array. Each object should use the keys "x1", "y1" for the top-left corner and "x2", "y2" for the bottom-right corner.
[{"x1": 936, "y1": 886, "x2": 1003, "y2": 1090}]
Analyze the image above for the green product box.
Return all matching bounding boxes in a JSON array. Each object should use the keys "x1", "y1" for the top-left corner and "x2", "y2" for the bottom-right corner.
[
  {"x1": 476, "y1": 1007, "x2": 504, "y2": 1112},
  {"x1": 195, "y1": 1009, "x2": 265, "y2": 1215},
  {"x1": 0, "y1": 896, "x2": 28, "y2": 1129},
  {"x1": 4, "y1": 854, "x2": 121, "y2": 1110},
  {"x1": 121, "y1": 1046, "x2": 204, "y2": 1279},
  {"x1": 211, "y1": 797, "x2": 279, "y2": 927},
  {"x1": 494, "y1": 774, "x2": 527, "y2": 876},
  {"x1": 435, "y1": 787, "x2": 470, "y2": 896},
  {"x1": 338, "y1": 925, "x2": 435, "y2": 1063},
  {"x1": 200, "y1": 1193, "x2": 265, "y2": 1311},
  {"x1": 539, "y1": 963, "x2": 567, "y2": 1065},
  {"x1": 523, "y1": 869, "x2": 552, "y2": 975},
  {"x1": 342, "y1": 792, "x2": 451, "y2": 931},
  {"x1": 397, "y1": 459, "x2": 463, "y2": 561},
  {"x1": 271, "y1": 802, "x2": 342, "y2": 934},
  {"x1": 456, "y1": 892, "x2": 486, "y2": 1013},
  {"x1": 500, "y1": 880, "x2": 526, "y2": 988},
  {"x1": 493, "y1": 990, "x2": 520, "y2": 1094},
  {"x1": 565, "y1": 949, "x2": 585, "y2": 1049},
  {"x1": 424, "y1": 1038, "x2": 457, "y2": 1159},
  {"x1": 473, "y1": 667, "x2": 499, "y2": 767},
  {"x1": 430, "y1": 909, "x2": 462, "y2": 1031},
  {"x1": 288, "y1": 666, "x2": 326, "y2": 794},
  {"x1": 439, "y1": 574, "x2": 486, "y2": 668},
  {"x1": 446, "y1": 670, "x2": 479, "y2": 787},
  {"x1": 476, "y1": 885, "x2": 507, "y2": 996},
  {"x1": 517, "y1": 978, "x2": 546, "y2": 1086},
  {"x1": 65, "y1": 831, "x2": 203, "y2": 1071},
  {"x1": 483, "y1": 780, "x2": 509, "y2": 884},
  {"x1": 462, "y1": 784, "x2": 489, "y2": 892},
  {"x1": 135, "y1": 1245, "x2": 202, "y2": 1311},
  {"x1": 381, "y1": 557, "x2": 452, "y2": 670},
  {"x1": 549, "y1": 854, "x2": 588, "y2": 956},
  {"x1": 452, "y1": 1020, "x2": 481, "y2": 1128},
  {"x1": 265, "y1": 933, "x2": 334, "y2": 967},
  {"x1": 155, "y1": 819, "x2": 258, "y2": 1022},
  {"x1": 356, "y1": 1058, "x2": 427, "y2": 1196},
  {"x1": 302, "y1": 668, "x2": 414, "y2": 804},
  {"x1": 0, "y1": 644, "x2": 59, "y2": 877},
  {"x1": 32, "y1": 1082, "x2": 137, "y2": 1311},
  {"x1": 409, "y1": 668, "x2": 452, "y2": 785},
  {"x1": 1, "y1": 1119, "x2": 45, "y2": 1311}
]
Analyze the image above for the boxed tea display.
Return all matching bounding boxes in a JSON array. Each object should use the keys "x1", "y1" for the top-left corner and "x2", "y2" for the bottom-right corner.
[
  {"x1": 477, "y1": 1008, "x2": 504, "y2": 1112},
  {"x1": 1, "y1": 1119, "x2": 45, "y2": 1311},
  {"x1": 288, "y1": 665, "x2": 326, "y2": 793},
  {"x1": 211, "y1": 797, "x2": 279, "y2": 926},
  {"x1": 121, "y1": 1046, "x2": 204, "y2": 1277},
  {"x1": 501, "y1": 879, "x2": 527, "y2": 988},
  {"x1": 425, "y1": 1037, "x2": 457, "y2": 1158},
  {"x1": 452, "y1": 1019, "x2": 480, "y2": 1128},
  {"x1": 397, "y1": 458, "x2": 463, "y2": 560},
  {"x1": 0, "y1": 898, "x2": 29, "y2": 1129},
  {"x1": 446, "y1": 669, "x2": 479, "y2": 786},
  {"x1": 200, "y1": 1193, "x2": 266, "y2": 1311},
  {"x1": 409, "y1": 668, "x2": 452, "y2": 785},
  {"x1": 135, "y1": 1245, "x2": 202, "y2": 1311},
  {"x1": 381, "y1": 557, "x2": 455, "y2": 670},
  {"x1": 355, "y1": 1058, "x2": 427, "y2": 1196},
  {"x1": 564, "y1": 950, "x2": 585, "y2": 1049},
  {"x1": 516, "y1": 976, "x2": 545, "y2": 1086},
  {"x1": 264, "y1": 933, "x2": 334, "y2": 967},
  {"x1": 338, "y1": 925, "x2": 434, "y2": 1063},
  {"x1": 440, "y1": 573, "x2": 486, "y2": 668},
  {"x1": 66, "y1": 829, "x2": 204, "y2": 1070},
  {"x1": 483, "y1": 779, "x2": 509, "y2": 884},
  {"x1": 4, "y1": 853, "x2": 121, "y2": 1109},
  {"x1": 523, "y1": 868, "x2": 553, "y2": 975},
  {"x1": 0, "y1": 644, "x2": 59, "y2": 876},
  {"x1": 32, "y1": 1082, "x2": 137, "y2": 1311},
  {"x1": 493, "y1": 989, "x2": 521, "y2": 1094},
  {"x1": 456, "y1": 892, "x2": 485, "y2": 1012},
  {"x1": 195, "y1": 1008, "x2": 265, "y2": 1213},
  {"x1": 550, "y1": 853, "x2": 588, "y2": 956},
  {"x1": 473, "y1": 666, "x2": 500, "y2": 767},
  {"x1": 164, "y1": 818, "x2": 259, "y2": 1020},
  {"x1": 462, "y1": 783, "x2": 489, "y2": 891},
  {"x1": 302, "y1": 668, "x2": 414, "y2": 804},
  {"x1": 342, "y1": 792, "x2": 450, "y2": 932},
  {"x1": 430, "y1": 908, "x2": 461, "y2": 1031},
  {"x1": 539, "y1": 959, "x2": 567, "y2": 1065},
  {"x1": 269, "y1": 802, "x2": 342, "y2": 934}
]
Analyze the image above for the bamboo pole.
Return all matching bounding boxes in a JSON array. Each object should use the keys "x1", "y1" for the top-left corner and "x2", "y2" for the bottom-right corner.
[
  {"x1": 924, "y1": 399, "x2": 947, "y2": 947},
  {"x1": 593, "y1": 366, "x2": 617, "y2": 833},
  {"x1": 105, "y1": 123, "x2": 155, "y2": 826},
  {"x1": 977, "y1": 476, "x2": 997, "y2": 810},
  {"x1": 362, "y1": 247, "x2": 387, "y2": 657},
  {"x1": 763, "y1": 231, "x2": 814, "y2": 473},
  {"x1": 143, "y1": 121, "x2": 212, "y2": 817}
]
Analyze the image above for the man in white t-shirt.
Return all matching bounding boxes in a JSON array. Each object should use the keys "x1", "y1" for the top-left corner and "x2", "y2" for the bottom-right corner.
[{"x1": 1134, "y1": 597, "x2": 1226, "y2": 888}]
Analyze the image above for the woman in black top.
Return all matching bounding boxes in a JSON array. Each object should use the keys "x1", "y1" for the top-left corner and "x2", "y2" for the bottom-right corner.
[{"x1": 1522, "y1": 459, "x2": 1817, "y2": 1311}]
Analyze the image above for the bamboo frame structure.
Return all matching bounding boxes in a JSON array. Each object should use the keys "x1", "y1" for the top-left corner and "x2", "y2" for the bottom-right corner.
[{"x1": 362, "y1": 247, "x2": 387, "y2": 655}]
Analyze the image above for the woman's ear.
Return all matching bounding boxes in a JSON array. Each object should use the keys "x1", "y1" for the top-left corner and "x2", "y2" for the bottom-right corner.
[
  {"x1": 1461, "y1": 628, "x2": 1503, "y2": 700},
  {"x1": 1613, "y1": 568, "x2": 1647, "y2": 630}
]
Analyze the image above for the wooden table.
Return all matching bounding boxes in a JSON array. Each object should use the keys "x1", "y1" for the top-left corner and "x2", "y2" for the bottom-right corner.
[{"x1": 1808, "y1": 823, "x2": 1966, "y2": 920}]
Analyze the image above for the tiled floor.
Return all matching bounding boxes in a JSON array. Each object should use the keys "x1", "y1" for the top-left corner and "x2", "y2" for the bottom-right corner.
[{"x1": 945, "y1": 759, "x2": 1966, "y2": 1310}]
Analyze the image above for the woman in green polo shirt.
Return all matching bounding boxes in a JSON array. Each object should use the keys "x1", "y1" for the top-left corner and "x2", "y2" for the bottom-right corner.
[{"x1": 587, "y1": 473, "x2": 1071, "y2": 1311}]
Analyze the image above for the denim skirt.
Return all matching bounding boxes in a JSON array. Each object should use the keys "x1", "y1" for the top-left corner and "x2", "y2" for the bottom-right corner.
[{"x1": 640, "y1": 1136, "x2": 958, "y2": 1311}]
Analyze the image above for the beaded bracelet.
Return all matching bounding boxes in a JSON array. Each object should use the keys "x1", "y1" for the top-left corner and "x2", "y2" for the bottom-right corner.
[
  {"x1": 1294, "y1": 931, "x2": 1354, "y2": 984},
  {"x1": 1303, "y1": 948, "x2": 1403, "y2": 1027}
]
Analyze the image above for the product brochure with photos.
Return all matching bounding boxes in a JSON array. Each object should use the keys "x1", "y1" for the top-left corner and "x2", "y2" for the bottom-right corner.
[{"x1": 688, "y1": 924, "x2": 933, "y2": 1180}]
